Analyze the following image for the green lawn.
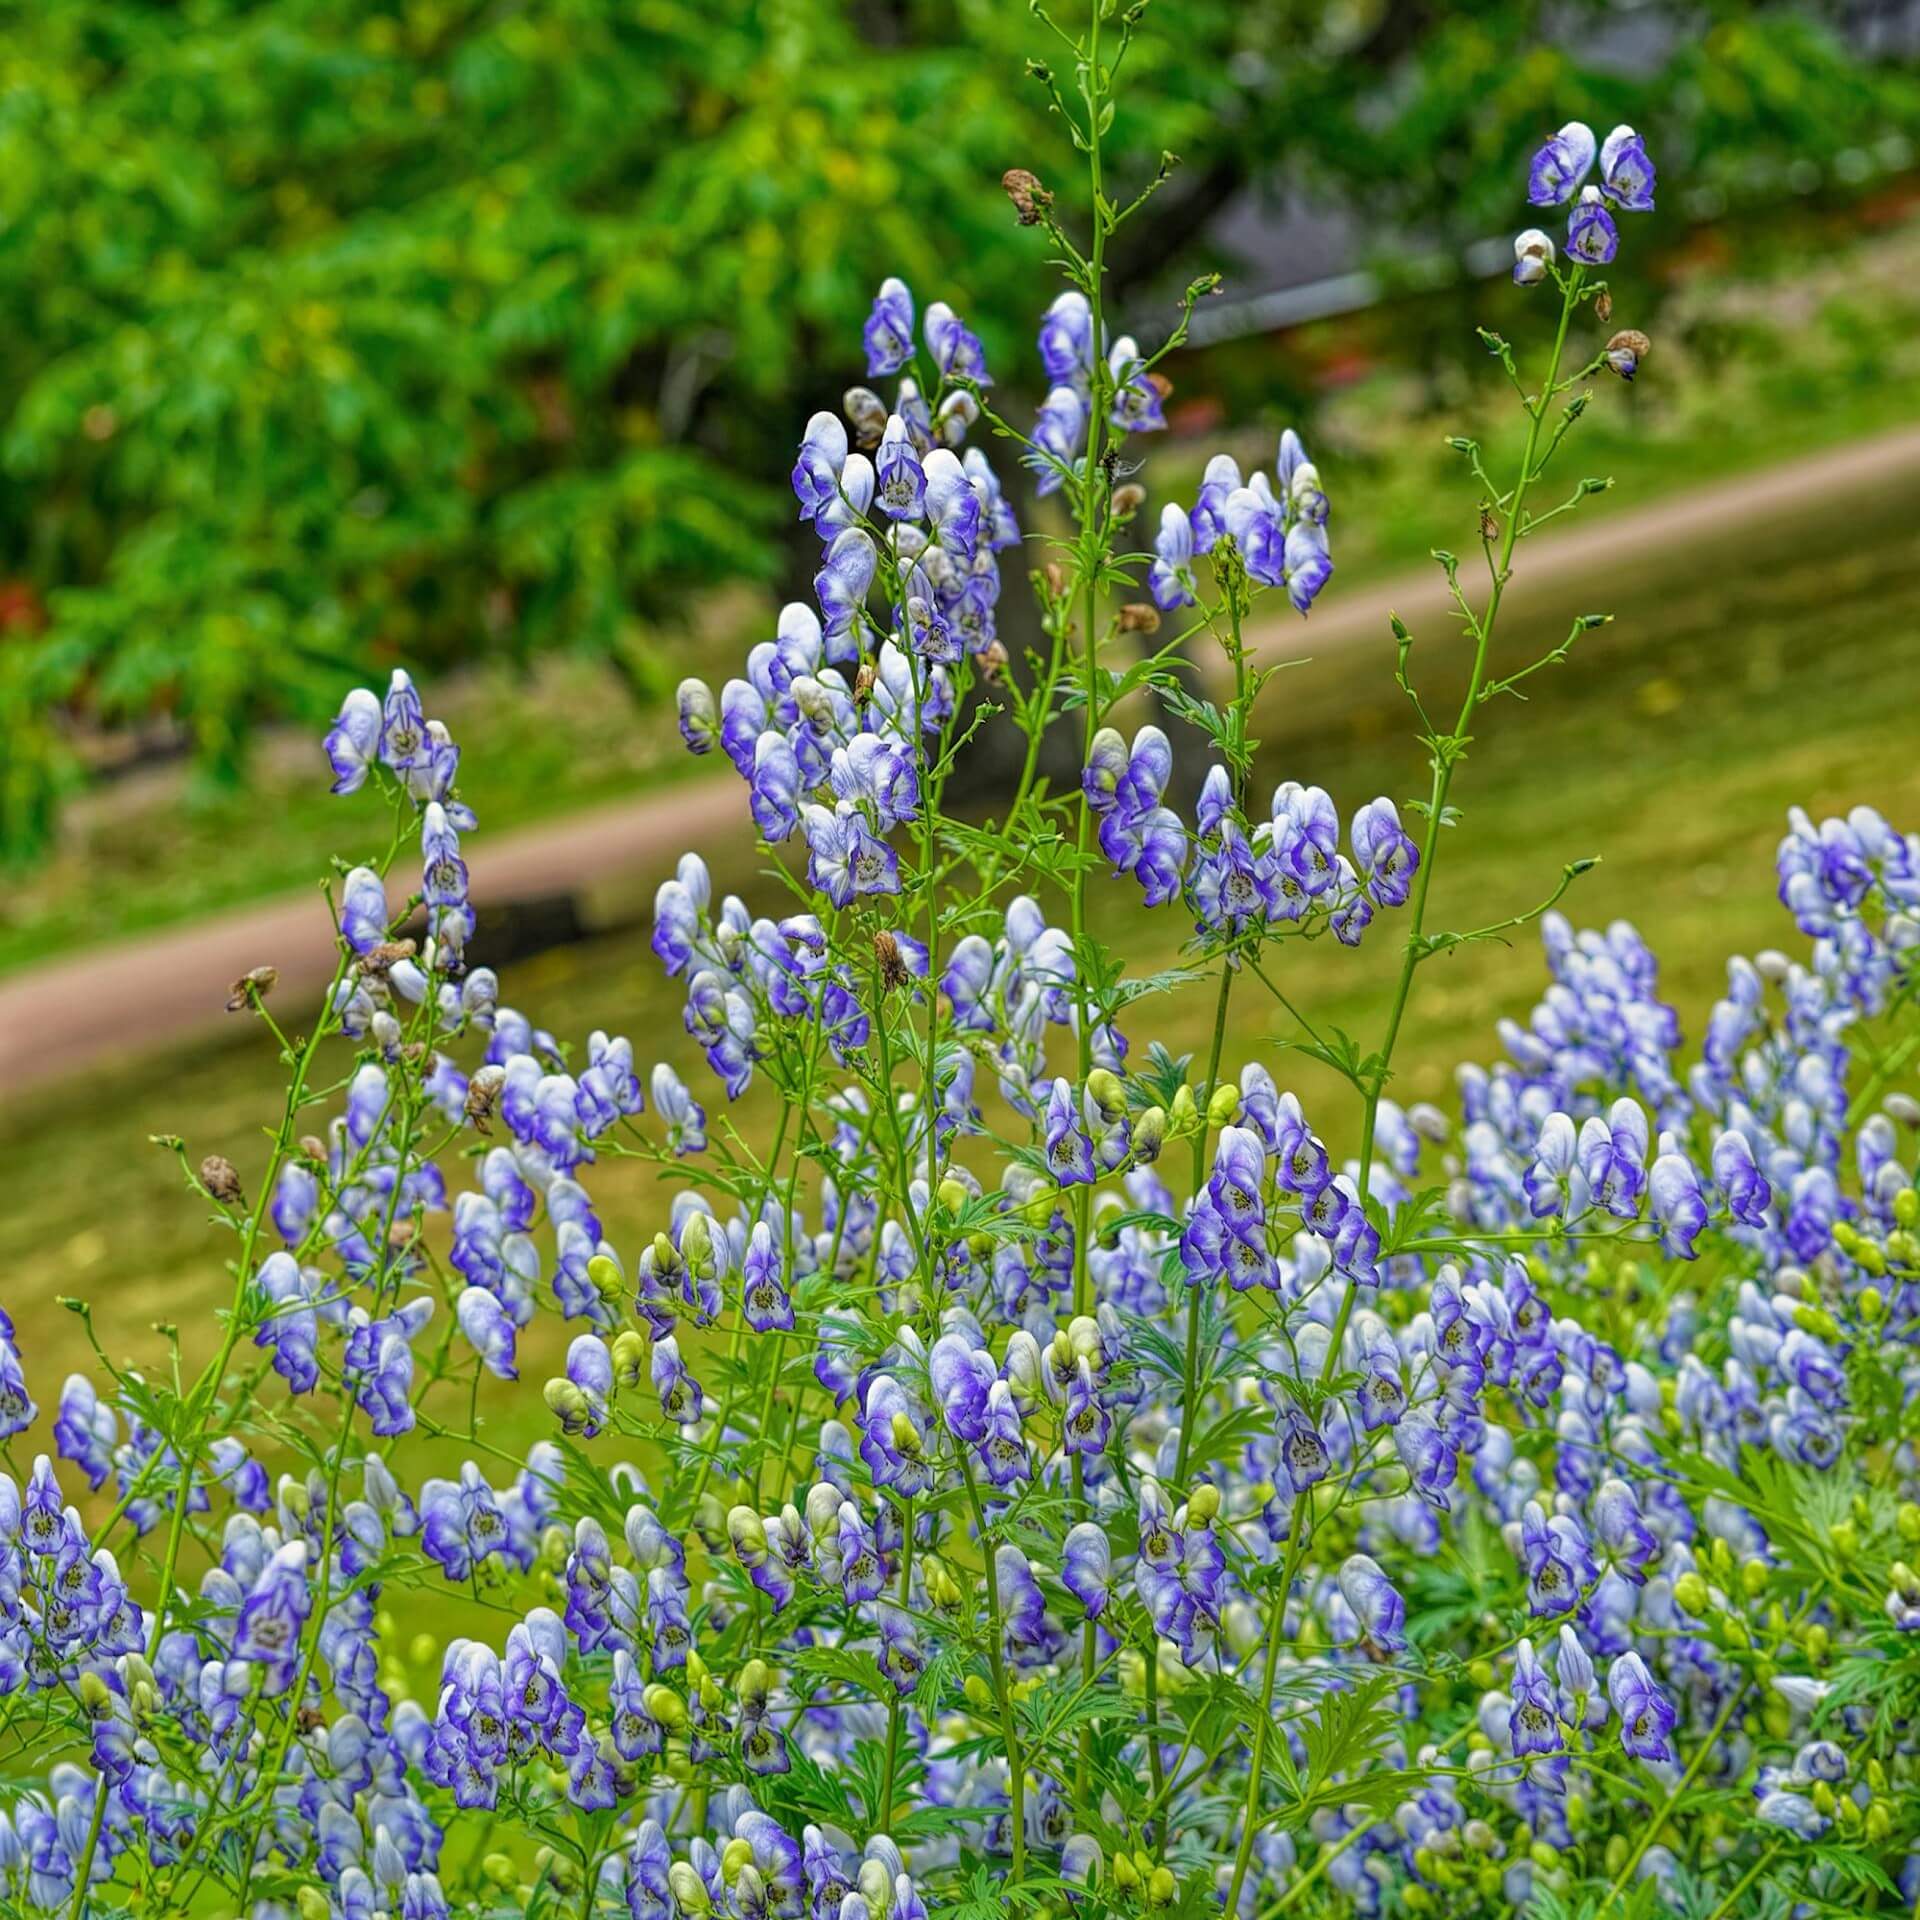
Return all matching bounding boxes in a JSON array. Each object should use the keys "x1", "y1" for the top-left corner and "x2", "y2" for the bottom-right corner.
[{"x1": 5, "y1": 479, "x2": 1918, "y2": 1458}]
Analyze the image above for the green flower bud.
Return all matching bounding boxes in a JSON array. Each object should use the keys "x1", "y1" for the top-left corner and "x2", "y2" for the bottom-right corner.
[
  {"x1": 611, "y1": 1329, "x2": 647, "y2": 1386},
  {"x1": 669, "y1": 1863, "x2": 712, "y2": 1913}
]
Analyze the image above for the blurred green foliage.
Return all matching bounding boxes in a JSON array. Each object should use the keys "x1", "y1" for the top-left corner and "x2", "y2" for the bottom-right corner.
[{"x1": 0, "y1": 0, "x2": 1913, "y2": 859}]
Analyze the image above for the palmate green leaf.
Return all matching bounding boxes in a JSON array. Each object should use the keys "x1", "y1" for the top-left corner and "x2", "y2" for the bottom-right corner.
[
  {"x1": 1294, "y1": 1672, "x2": 1405, "y2": 1803},
  {"x1": 1808, "y1": 1845, "x2": 1902, "y2": 1898}
]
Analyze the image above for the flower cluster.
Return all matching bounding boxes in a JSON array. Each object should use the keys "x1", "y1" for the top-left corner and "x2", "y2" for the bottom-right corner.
[
  {"x1": 1513, "y1": 121, "x2": 1656, "y2": 284},
  {"x1": 5, "y1": 72, "x2": 1919, "y2": 1920}
]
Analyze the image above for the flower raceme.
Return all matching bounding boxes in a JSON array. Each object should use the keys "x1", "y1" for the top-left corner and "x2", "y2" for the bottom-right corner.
[{"x1": 6, "y1": 66, "x2": 1920, "y2": 1920}]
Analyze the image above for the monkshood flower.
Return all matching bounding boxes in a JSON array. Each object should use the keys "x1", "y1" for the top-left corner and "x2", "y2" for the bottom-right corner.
[
  {"x1": 801, "y1": 801, "x2": 900, "y2": 906},
  {"x1": 1030, "y1": 384, "x2": 1089, "y2": 497},
  {"x1": 873, "y1": 414, "x2": 927, "y2": 520},
  {"x1": 1038, "y1": 290, "x2": 1095, "y2": 388},
  {"x1": 1148, "y1": 503, "x2": 1197, "y2": 612},
  {"x1": 1062, "y1": 1522, "x2": 1110, "y2": 1619},
  {"x1": 924, "y1": 300, "x2": 990, "y2": 385},
  {"x1": 324, "y1": 686, "x2": 383, "y2": 794},
  {"x1": 1513, "y1": 227, "x2": 1556, "y2": 286},
  {"x1": 864, "y1": 277, "x2": 915, "y2": 377},
  {"x1": 1607, "y1": 1652, "x2": 1678, "y2": 1762},
  {"x1": 1507, "y1": 1639, "x2": 1562, "y2": 1762},
  {"x1": 1107, "y1": 336, "x2": 1165, "y2": 433},
  {"x1": 1338, "y1": 1554, "x2": 1406, "y2": 1653}
]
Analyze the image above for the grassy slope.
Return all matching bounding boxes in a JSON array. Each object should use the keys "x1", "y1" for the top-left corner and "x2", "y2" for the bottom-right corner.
[{"x1": 5, "y1": 483, "x2": 1917, "y2": 1468}]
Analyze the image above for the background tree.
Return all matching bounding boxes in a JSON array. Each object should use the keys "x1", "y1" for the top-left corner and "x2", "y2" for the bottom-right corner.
[{"x1": 0, "y1": 0, "x2": 1912, "y2": 856}]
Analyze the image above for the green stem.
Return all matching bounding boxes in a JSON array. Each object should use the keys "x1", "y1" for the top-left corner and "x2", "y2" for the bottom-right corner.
[
  {"x1": 960, "y1": 1452, "x2": 1026, "y2": 1880},
  {"x1": 877, "y1": 1493, "x2": 914, "y2": 1828},
  {"x1": 1322, "y1": 267, "x2": 1585, "y2": 1380},
  {"x1": 1599, "y1": 1676, "x2": 1747, "y2": 1913}
]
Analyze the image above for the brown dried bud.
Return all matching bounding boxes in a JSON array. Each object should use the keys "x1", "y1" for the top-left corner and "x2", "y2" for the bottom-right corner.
[
  {"x1": 1146, "y1": 372, "x2": 1174, "y2": 404},
  {"x1": 298, "y1": 1135, "x2": 328, "y2": 1164},
  {"x1": 1594, "y1": 288, "x2": 1614, "y2": 324},
  {"x1": 466, "y1": 1063, "x2": 505, "y2": 1133},
  {"x1": 852, "y1": 662, "x2": 878, "y2": 705},
  {"x1": 874, "y1": 930, "x2": 911, "y2": 992},
  {"x1": 1110, "y1": 483, "x2": 1147, "y2": 520},
  {"x1": 225, "y1": 965, "x2": 279, "y2": 1013},
  {"x1": 400, "y1": 1041, "x2": 428, "y2": 1065},
  {"x1": 843, "y1": 385, "x2": 888, "y2": 451},
  {"x1": 1118, "y1": 603, "x2": 1162, "y2": 635},
  {"x1": 1603, "y1": 329, "x2": 1651, "y2": 381},
  {"x1": 200, "y1": 1155, "x2": 245, "y2": 1208},
  {"x1": 1479, "y1": 508, "x2": 1500, "y2": 544},
  {"x1": 977, "y1": 640, "x2": 1010, "y2": 683},
  {"x1": 1043, "y1": 559, "x2": 1069, "y2": 600},
  {"x1": 358, "y1": 939, "x2": 418, "y2": 978},
  {"x1": 1001, "y1": 167, "x2": 1053, "y2": 226}
]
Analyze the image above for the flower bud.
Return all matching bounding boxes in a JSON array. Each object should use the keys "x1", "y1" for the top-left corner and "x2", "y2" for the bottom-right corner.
[
  {"x1": 1672, "y1": 1570, "x2": 1709, "y2": 1615},
  {"x1": 200, "y1": 1155, "x2": 245, "y2": 1207},
  {"x1": 1169, "y1": 1085, "x2": 1198, "y2": 1133},
  {"x1": 1146, "y1": 1866, "x2": 1177, "y2": 1908},
  {"x1": 482, "y1": 1855, "x2": 519, "y2": 1889},
  {"x1": 1512, "y1": 228, "x2": 1556, "y2": 286},
  {"x1": 1111, "y1": 1852, "x2": 1141, "y2": 1892},
  {"x1": 611, "y1": 1329, "x2": 647, "y2": 1387},
  {"x1": 78, "y1": 1671, "x2": 112, "y2": 1713},
  {"x1": 544, "y1": 1378, "x2": 588, "y2": 1426},
  {"x1": 298, "y1": 1889, "x2": 332, "y2": 1920},
  {"x1": 721, "y1": 1838, "x2": 756, "y2": 1881},
  {"x1": 676, "y1": 678, "x2": 719, "y2": 754},
  {"x1": 1206, "y1": 1083, "x2": 1240, "y2": 1130},
  {"x1": 1187, "y1": 1483, "x2": 1221, "y2": 1525},
  {"x1": 964, "y1": 1673, "x2": 995, "y2": 1711},
  {"x1": 643, "y1": 1685, "x2": 688, "y2": 1731},
  {"x1": 668, "y1": 1864, "x2": 712, "y2": 1914},
  {"x1": 858, "y1": 1860, "x2": 893, "y2": 1910}
]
